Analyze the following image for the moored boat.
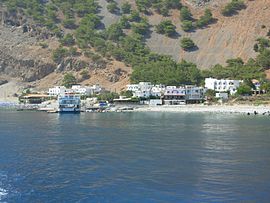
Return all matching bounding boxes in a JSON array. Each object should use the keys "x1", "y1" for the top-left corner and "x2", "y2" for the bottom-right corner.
[{"x1": 58, "y1": 93, "x2": 81, "y2": 113}]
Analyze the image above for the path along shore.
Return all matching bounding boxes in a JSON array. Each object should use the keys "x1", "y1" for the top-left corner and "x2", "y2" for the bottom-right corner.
[{"x1": 134, "y1": 105, "x2": 270, "y2": 115}]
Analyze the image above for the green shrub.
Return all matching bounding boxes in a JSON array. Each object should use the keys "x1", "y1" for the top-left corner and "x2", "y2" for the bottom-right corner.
[
  {"x1": 121, "y1": 2, "x2": 131, "y2": 14},
  {"x1": 106, "y1": 23, "x2": 125, "y2": 41},
  {"x1": 39, "y1": 42, "x2": 49, "y2": 49},
  {"x1": 52, "y1": 47, "x2": 68, "y2": 63},
  {"x1": 236, "y1": 84, "x2": 252, "y2": 96},
  {"x1": 180, "y1": 7, "x2": 193, "y2": 21},
  {"x1": 180, "y1": 37, "x2": 196, "y2": 51},
  {"x1": 107, "y1": 1, "x2": 118, "y2": 13},
  {"x1": 155, "y1": 20, "x2": 176, "y2": 37},
  {"x1": 62, "y1": 18, "x2": 77, "y2": 29},
  {"x1": 181, "y1": 20, "x2": 194, "y2": 32},
  {"x1": 60, "y1": 34, "x2": 75, "y2": 46},
  {"x1": 196, "y1": 9, "x2": 214, "y2": 28},
  {"x1": 62, "y1": 73, "x2": 77, "y2": 88},
  {"x1": 222, "y1": 0, "x2": 246, "y2": 16}
]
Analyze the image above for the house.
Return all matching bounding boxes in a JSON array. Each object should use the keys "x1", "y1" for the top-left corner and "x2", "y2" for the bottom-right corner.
[
  {"x1": 251, "y1": 79, "x2": 263, "y2": 94},
  {"x1": 163, "y1": 86, "x2": 186, "y2": 105},
  {"x1": 48, "y1": 86, "x2": 66, "y2": 96},
  {"x1": 185, "y1": 85, "x2": 204, "y2": 103},
  {"x1": 205, "y1": 78, "x2": 242, "y2": 95},
  {"x1": 71, "y1": 85, "x2": 93, "y2": 95}
]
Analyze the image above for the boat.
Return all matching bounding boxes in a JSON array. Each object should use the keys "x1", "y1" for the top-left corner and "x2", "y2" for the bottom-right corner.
[{"x1": 58, "y1": 93, "x2": 81, "y2": 113}]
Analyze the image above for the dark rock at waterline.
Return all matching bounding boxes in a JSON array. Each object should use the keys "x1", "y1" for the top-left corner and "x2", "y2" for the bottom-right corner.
[{"x1": 0, "y1": 79, "x2": 8, "y2": 86}]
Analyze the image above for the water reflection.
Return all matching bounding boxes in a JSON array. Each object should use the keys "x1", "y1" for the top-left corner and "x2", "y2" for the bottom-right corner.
[{"x1": 1, "y1": 112, "x2": 270, "y2": 202}]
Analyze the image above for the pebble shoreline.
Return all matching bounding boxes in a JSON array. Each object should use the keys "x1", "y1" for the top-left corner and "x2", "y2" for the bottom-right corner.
[{"x1": 134, "y1": 105, "x2": 270, "y2": 115}]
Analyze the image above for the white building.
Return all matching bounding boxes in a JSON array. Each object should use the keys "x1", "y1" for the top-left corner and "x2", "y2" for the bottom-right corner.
[
  {"x1": 185, "y1": 85, "x2": 204, "y2": 103},
  {"x1": 205, "y1": 78, "x2": 242, "y2": 95},
  {"x1": 48, "y1": 84, "x2": 102, "y2": 97},
  {"x1": 151, "y1": 84, "x2": 166, "y2": 97},
  {"x1": 164, "y1": 86, "x2": 186, "y2": 105},
  {"x1": 71, "y1": 85, "x2": 92, "y2": 95},
  {"x1": 127, "y1": 82, "x2": 161, "y2": 98},
  {"x1": 48, "y1": 86, "x2": 66, "y2": 96},
  {"x1": 216, "y1": 92, "x2": 229, "y2": 100}
]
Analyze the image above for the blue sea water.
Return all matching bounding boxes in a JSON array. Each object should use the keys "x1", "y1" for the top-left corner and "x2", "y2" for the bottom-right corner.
[{"x1": 0, "y1": 111, "x2": 270, "y2": 202}]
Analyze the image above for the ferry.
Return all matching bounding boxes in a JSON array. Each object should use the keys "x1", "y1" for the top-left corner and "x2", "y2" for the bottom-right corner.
[{"x1": 58, "y1": 93, "x2": 81, "y2": 113}]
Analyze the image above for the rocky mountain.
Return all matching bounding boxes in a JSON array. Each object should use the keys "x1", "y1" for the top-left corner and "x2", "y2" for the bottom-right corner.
[{"x1": 0, "y1": 0, "x2": 269, "y2": 98}]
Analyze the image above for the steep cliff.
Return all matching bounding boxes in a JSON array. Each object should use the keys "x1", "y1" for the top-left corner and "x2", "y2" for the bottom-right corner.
[{"x1": 0, "y1": 0, "x2": 269, "y2": 94}]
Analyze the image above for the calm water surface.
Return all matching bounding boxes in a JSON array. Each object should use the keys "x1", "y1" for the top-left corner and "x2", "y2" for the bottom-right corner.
[{"x1": 0, "y1": 111, "x2": 270, "y2": 202}]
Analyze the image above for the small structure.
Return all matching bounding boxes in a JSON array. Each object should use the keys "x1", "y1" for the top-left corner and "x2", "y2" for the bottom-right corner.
[
  {"x1": 20, "y1": 94, "x2": 51, "y2": 104},
  {"x1": 205, "y1": 78, "x2": 242, "y2": 95},
  {"x1": 149, "y1": 99, "x2": 163, "y2": 106},
  {"x1": 215, "y1": 92, "x2": 229, "y2": 100},
  {"x1": 113, "y1": 96, "x2": 140, "y2": 106},
  {"x1": 251, "y1": 79, "x2": 263, "y2": 95}
]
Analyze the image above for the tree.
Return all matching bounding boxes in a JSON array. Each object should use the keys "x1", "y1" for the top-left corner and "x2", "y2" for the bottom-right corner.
[
  {"x1": 226, "y1": 57, "x2": 244, "y2": 67},
  {"x1": 196, "y1": 8, "x2": 214, "y2": 28},
  {"x1": 256, "y1": 49, "x2": 270, "y2": 69},
  {"x1": 52, "y1": 47, "x2": 68, "y2": 63},
  {"x1": 106, "y1": 23, "x2": 124, "y2": 41},
  {"x1": 97, "y1": 92, "x2": 119, "y2": 102},
  {"x1": 121, "y1": 90, "x2": 133, "y2": 97},
  {"x1": 155, "y1": 20, "x2": 176, "y2": 37},
  {"x1": 60, "y1": 34, "x2": 75, "y2": 46},
  {"x1": 107, "y1": 1, "x2": 118, "y2": 13},
  {"x1": 181, "y1": 20, "x2": 194, "y2": 32},
  {"x1": 121, "y1": 2, "x2": 131, "y2": 14},
  {"x1": 62, "y1": 73, "x2": 77, "y2": 88},
  {"x1": 62, "y1": 18, "x2": 77, "y2": 29},
  {"x1": 135, "y1": 0, "x2": 151, "y2": 14},
  {"x1": 131, "y1": 18, "x2": 149, "y2": 35},
  {"x1": 180, "y1": 7, "x2": 193, "y2": 21},
  {"x1": 129, "y1": 10, "x2": 141, "y2": 22},
  {"x1": 180, "y1": 37, "x2": 196, "y2": 51},
  {"x1": 236, "y1": 84, "x2": 252, "y2": 96},
  {"x1": 260, "y1": 81, "x2": 270, "y2": 93},
  {"x1": 222, "y1": 0, "x2": 246, "y2": 16}
]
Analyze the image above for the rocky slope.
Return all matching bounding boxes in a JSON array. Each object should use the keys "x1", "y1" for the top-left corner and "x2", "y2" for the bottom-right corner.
[{"x1": 0, "y1": 0, "x2": 269, "y2": 96}]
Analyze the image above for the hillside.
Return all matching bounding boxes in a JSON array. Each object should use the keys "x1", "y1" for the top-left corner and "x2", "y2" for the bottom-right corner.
[{"x1": 0, "y1": 0, "x2": 270, "y2": 98}]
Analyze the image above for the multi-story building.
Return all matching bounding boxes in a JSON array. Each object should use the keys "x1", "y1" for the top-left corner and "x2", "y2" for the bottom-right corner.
[
  {"x1": 151, "y1": 84, "x2": 166, "y2": 97},
  {"x1": 185, "y1": 85, "x2": 204, "y2": 103},
  {"x1": 205, "y1": 78, "x2": 242, "y2": 95},
  {"x1": 163, "y1": 86, "x2": 186, "y2": 105},
  {"x1": 127, "y1": 82, "x2": 165, "y2": 98}
]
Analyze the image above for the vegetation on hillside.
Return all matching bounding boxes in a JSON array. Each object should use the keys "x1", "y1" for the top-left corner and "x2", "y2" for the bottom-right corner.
[
  {"x1": 222, "y1": 0, "x2": 246, "y2": 16},
  {"x1": 155, "y1": 20, "x2": 176, "y2": 37},
  {"x1": 2, "y1": 0, "x2": 270, "y2": 89}
]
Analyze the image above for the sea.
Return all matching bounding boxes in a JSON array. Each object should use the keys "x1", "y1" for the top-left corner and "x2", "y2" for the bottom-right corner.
[{"x1": 0, "y1": 111, "x2": 270, "y2": 202}]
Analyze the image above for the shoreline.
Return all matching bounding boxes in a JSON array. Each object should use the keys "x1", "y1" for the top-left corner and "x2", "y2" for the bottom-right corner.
[{"x1": 133, "y1": 104, "x2": 270, "y2": 115}]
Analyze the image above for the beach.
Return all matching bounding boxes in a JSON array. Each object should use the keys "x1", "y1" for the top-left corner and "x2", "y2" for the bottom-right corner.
[{"x1": 134, "y1": 104, "x2": 270, "y2": 114}]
